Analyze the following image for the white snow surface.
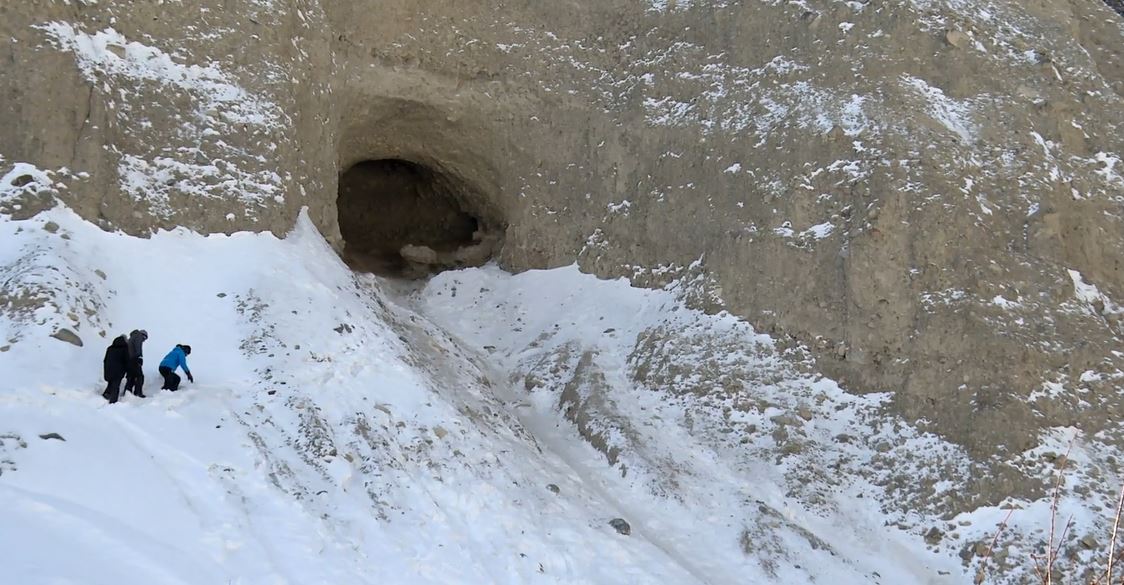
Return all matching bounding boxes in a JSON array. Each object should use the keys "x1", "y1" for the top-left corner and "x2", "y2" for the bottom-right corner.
[{"x1": 0, "y1": 205, "x2": 970, "y2": 583}]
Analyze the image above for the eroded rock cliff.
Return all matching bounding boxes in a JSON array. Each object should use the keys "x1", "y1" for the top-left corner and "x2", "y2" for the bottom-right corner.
[{"x1": 3, "y1": 0, "x2": 1124, "y2": 544}]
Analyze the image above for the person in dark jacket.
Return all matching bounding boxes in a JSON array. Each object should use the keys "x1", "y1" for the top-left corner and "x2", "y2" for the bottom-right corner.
[
  {"x1": 123, "y1": 329, "x2": 148, "y2": 398},
  {"x1": 102, "y1": 335, "x2": 130, "y2": 404},
  {"x1": 159, "y1": 344, "x2": 193, "y2": 391}
]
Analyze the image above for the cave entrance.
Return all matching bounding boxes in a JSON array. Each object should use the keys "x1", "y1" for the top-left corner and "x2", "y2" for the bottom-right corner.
[{"x1": 337, "y1": 159, "x2": 501, "y2": 278}]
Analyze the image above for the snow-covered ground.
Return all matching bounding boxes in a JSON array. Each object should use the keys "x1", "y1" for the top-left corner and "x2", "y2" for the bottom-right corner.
[{"x1": 0, "y1": 203, "x2": 985, "y2": 583}]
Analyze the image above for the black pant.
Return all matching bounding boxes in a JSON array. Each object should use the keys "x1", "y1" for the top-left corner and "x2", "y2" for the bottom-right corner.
[
  {"x1": 103, "y1": 375, "x2": 124, "y2": 403},
  {"x1": 159, "y1": 366, "x2": 181, "y2": 391},
  {"x1": 124, "y1": 359, "x2": 145, "y2": 397}
]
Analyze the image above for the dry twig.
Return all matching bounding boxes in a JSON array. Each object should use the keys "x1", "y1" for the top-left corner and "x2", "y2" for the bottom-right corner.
[
  {"x1": 977, "y1": 507, "x2": 1016, "y2": 584},
  {"x1": 1091, "y1": 484, "x2": 1124, "y2": 585}
]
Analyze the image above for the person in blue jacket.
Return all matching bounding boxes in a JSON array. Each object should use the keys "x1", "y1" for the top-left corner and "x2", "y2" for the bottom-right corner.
[{"x1": 159, "y1": 344, "x2": 194, "y2": 391}]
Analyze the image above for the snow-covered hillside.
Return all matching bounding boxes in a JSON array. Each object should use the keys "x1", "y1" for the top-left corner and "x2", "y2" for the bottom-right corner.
[
  {"x1": 0, "y1": 201, "x2": 967, "y2": 584},
  {"x1": 1, "y1": 197, "x2": 1113, "y2": 584}
]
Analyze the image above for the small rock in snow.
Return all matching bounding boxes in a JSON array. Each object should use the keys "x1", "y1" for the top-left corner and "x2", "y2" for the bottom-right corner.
[
  {"x1": 924, "y1": 527, "x2": 943, "y2": 545},
  {"x1": 609, "y1": 518, "x2": 631, "y2": 535},
  {"x1": 770, "y1": 413, "x2": 801, "y2": 426},
  {"x1": 38, "y1": 433, "x2": 65, "y2": 441},
  {"x1": 782, "y1": 442, "x2": 804, "y2": 455},
  {"x1": 50, "y1": 329, "x2": 83, "y2": 347},
  {"x1": 11, "y1": 174, "x2": 35, "y2": 187},
  {"x1": 546, "y1": 484, "x2": 560, "y2": 494},
  {"x1": 43, "y1": 221, "x2": 60, "y2": 233}
]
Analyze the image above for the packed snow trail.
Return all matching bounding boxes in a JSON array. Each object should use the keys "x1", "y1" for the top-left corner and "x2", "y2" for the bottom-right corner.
[{"x1": 0, "y1": 206, "x2": 964, "y2": 583}]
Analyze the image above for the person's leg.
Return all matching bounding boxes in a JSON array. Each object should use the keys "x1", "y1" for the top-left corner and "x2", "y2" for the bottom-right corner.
[
  {"x1": 168, "y1": 371, "x2": 181, "y2": 391},
  {"x1": 159, "y1": 366, "x2": 173, "y2": 390},
  {"x1": 127, "y1": 360, "x2": 145, "y2": 397},
  {"x1": 102, "y1": 376, "x2": 123, "y2": 404},
  {"x1": 124, "y1": 365, "x2": 136, "y2": 396}
]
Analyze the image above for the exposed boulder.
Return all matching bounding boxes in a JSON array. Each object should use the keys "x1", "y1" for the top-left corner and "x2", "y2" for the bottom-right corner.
[{"x1": 50, "y1": 329, "x2": 82, "y2": 347}]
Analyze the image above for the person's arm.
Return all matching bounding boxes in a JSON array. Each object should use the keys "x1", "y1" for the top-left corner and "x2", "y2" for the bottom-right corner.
[{"x1": 181, "y1": 351, "x2": 193, "y2": 382}]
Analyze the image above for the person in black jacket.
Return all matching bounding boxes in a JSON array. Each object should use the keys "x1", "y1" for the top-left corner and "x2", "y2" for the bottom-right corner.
[
  {"x1": 123, "y1": 329, "x2": 148, "y2": 398},
  {"x1": 102, "y1": 335, "x2": 130, "y2": 404}
]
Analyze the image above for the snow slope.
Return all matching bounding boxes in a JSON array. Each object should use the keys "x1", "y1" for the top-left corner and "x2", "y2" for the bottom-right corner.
[
  {"x1": 0, "y1": 202, "x2": 974, "y2": 583},
  {"x1": 418, "y1": 266, "x2": 976, "y2": 584}
]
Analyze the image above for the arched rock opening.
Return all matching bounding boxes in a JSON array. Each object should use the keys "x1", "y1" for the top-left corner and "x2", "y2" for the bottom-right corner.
[{"x1": 337, "y1": 159, "x2": 503, "y2": 278}]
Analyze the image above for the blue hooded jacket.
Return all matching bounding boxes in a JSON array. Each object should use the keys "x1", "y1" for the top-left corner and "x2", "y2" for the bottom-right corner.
[{"x1": 159, "y1": 346, "x2": 191, "y2": 375}]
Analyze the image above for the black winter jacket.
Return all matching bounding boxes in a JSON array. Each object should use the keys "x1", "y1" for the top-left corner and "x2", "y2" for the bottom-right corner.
[
  {"x1": 127, "y1": 329, "x2": 147, "y2": 361},
  {"x1": 103, "y1": 335, "x2": 130, "y2": 381}
]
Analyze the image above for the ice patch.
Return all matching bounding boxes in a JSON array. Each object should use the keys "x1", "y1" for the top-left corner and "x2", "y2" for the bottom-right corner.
[
  {"x1": 1068, "y1": 269, "x2": 1124, "y2": 317},
  {"x1": 991, "y1": 295, "x2": 1020, "y2": 309},
  {"x1": 901, "y1": 76, "x2": 977, "y2": 143},
  {"x1": 772, "y1": 221, "x2": 835, "y2": 242},
  {"x1": 1093, "y1": 152, "x2": 1124, "y2": 187},
  {"x1": 606, "y1": 200, "x2": 633, "y2": 214},
  {"x1": 37, "y1": 23, "x2": 278, "y2": 127},
  {"x1": 803, "y1": 222, "x2": 835, "y2": 239}
]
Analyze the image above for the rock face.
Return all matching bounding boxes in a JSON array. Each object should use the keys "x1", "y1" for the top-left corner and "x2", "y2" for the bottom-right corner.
[
  {"x1": 0, "y1": 0, "x2": 338, "y2": 235},
  {"x1": 2, "y1": 0, "x2": 1123, "y2": 518}
]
